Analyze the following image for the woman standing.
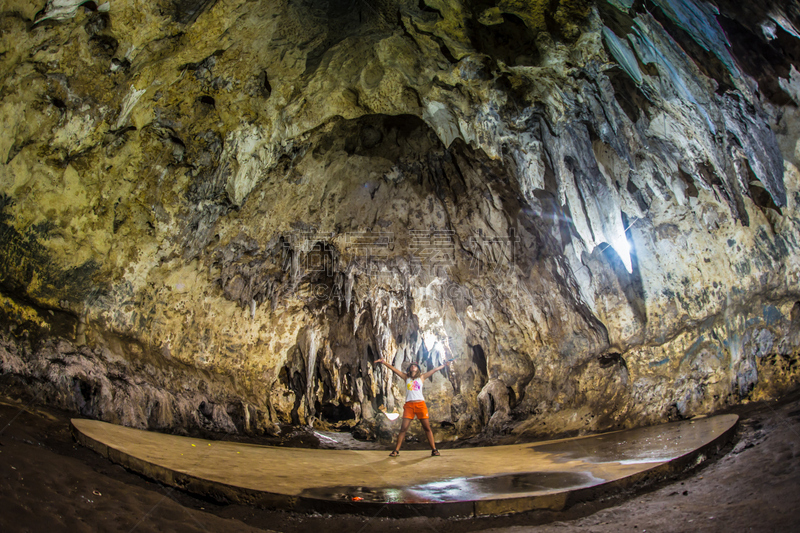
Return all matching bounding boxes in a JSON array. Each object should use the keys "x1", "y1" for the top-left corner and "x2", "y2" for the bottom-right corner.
[{"x1": 373, "y1": 358, "x2": 451, "y2": 457}]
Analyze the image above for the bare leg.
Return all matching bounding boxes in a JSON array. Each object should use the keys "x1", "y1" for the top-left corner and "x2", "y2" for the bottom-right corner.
[
  {"x1": 420, "y1": 418, "x2": 436, "y2": 450},
  {"x1": 394, "y1": 418, "x2": 412, "y2": 452}
]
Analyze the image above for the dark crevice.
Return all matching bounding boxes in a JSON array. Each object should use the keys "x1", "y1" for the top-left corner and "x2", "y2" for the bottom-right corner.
[
  {"x1": 468, "y1": 12, "x2": 540, "y2": 67},
  {"x1": 627, "y1": 179, "x2": 650, "y2": 212},
  {"x1": 598, "y1": 352, "x2": 626, "y2": 370},
  {"x1": 83, "y1": 11, "x2": 108, "y2": 37},
  {"x1": 748, "y1": 177, "x2": 783, "y2": 216},
  {"x1": 718, "y1": 13, "x2": 800, "y2": 106},
  {"x1": 408, "y1": 19, "x2": 457, "y2": 63},
  {"x1": 88, "y1": 34, "x2": 119, "y2": 59},
  {"x1": 507, "y1": 386, "x2": 517, "y2": 410},
  {"x1": 173, "y1": 0, "x2": 218, "y2": 25},
  {"x1": 790, "y1": 302, "x2": 800, "y2": 333},
  {"x1": 678, "y1": 168, "x2": 700, "y2": 199},
  {"x1": 606, "y1": 69, "x2": 649, "y2": 125},
  {"x1": 49, "y1": 96, "x2": 67, "y2": 110},
  {"x1": 198, "y1": 95, "x2": 216, "y2": 108},
  {"x1": 598, "y1": 0, "x2": 637, "y2": 37},
  {"x1": 472, "y1": 344, "x2": 488, "y2": 380},
  {"x1": 259, "y1": 70, "x2": 272, "y2": 99},
  {"x1": 317, "y1": 402, "x2": 356, "y2": 423},
  {"x1": 295, "y1": 0, "x2": 386, "y2": 77},
  {"x1": 417, "y1": 0, "x2": 441, "y2": 18}
]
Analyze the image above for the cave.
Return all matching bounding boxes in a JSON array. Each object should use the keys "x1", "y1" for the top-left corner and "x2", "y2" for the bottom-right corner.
[
  {"x1": 316, "y1": 401, "x2": 357, "y2": 424},
  {"x1": 1, "y1": 0, "x2": 800, "y2": 530}
]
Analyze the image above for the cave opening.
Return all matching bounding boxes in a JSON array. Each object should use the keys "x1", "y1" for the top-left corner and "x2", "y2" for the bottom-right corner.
[
  {"x1": 72, "y1": 377, "x2": 97, "y2": 416},
  {"x1": 316, "y1": 401, "x2": 356, "y2": 424},
  {"x1": 472, "y1": 344, "x2": 488, "y2": 380}
]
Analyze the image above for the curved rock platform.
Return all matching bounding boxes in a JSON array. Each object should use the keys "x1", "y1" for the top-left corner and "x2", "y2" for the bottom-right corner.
[{"x1": 71, "y1": 414, "x2": 738, "y2": 518}]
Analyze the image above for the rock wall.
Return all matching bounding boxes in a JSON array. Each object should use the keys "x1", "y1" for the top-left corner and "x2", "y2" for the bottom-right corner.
[{"x1": 1, "y1": 0, "x2": 800, "y2": 439}]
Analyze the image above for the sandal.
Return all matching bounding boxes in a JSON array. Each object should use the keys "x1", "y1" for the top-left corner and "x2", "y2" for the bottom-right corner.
[
  {"x1": 431, "y1": 449, "x2": 440, "y2": 456},
  {"x1": 389, "y1": 450, "x2": 400, "y2": 457}
]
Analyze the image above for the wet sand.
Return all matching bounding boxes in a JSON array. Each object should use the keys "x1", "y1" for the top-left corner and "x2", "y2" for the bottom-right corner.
[{"x1": 1, "y1": 391, "x2": 799, "y2": 532}]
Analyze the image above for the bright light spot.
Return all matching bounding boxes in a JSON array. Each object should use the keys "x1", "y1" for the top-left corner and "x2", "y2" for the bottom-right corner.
[
  {"x1": 422, "y1": 332, "x2": 439, "y2": 352},
  {"x1": 608, "y1": 229, "x2": 633, "y2": 274},
  {"x1": 384, "y1": 489, "x2": 403, "y2": 503},
  {"x1": 313, "y1": 431, "x2": 338, "y2": 443}
]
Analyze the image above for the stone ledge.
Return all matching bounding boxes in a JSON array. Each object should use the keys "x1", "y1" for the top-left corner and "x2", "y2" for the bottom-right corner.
[{"x1": 71, "y1": 414, "x2": 738, "y2": 518}]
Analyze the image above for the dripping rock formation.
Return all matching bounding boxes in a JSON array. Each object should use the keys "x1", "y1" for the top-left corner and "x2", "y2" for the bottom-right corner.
[{"x1": 1, "y1": 0, "x2": 800, "y2": 441}]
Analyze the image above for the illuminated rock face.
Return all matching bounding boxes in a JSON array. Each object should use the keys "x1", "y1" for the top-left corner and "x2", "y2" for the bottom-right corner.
[{"x1": 1, "y1": 0, "x2": 799, "y2": 438}]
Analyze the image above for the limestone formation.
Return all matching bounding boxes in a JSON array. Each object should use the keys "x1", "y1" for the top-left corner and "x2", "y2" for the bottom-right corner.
[{"x1": 1, "y1": 0, "x2": 800, "y2": 441}]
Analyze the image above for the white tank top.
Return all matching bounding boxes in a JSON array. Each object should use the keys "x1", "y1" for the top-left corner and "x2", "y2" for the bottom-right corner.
[{"x1": 405, "y1": 377, "x2": 424, "y2": 402}]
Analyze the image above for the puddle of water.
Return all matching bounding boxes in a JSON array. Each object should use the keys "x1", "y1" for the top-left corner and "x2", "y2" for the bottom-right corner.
[
  {"x1": 301, "y1": 471, "x2": 604, "y2": 503},
  {"x1": 530, "y1": 417, "x2": 731, "y2": 465}
]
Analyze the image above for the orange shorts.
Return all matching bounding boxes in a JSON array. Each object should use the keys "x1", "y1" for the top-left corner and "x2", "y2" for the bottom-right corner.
[{"x1": 402, "y1": 401, "x2": 429, "y2": 420}]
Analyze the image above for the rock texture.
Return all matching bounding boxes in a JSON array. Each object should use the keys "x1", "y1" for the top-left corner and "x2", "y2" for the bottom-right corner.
[{"x1": 1, "y1": 0, "x2": 800, "y2": 440}]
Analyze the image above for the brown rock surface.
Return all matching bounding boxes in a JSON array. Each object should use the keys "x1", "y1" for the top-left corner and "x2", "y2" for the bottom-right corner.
[{"x1": 0, "y1": 0, "x2": 799, "y2": 439}]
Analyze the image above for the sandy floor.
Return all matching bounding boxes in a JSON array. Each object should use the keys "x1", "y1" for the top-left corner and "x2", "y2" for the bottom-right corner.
[{"x1": 1, "y1": 391, "x2": 799, "y2": 533}]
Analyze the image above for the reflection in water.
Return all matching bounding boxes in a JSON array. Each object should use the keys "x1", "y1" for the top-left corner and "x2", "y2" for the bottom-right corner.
[
  {"x1": 298, "y1": 416, "x2": 737, "y2": 505},
  {"x1": 301, "y1": 471, "x2": 603, "y2": 503},
  {"x1": 531, "y1": 417, "x2": 734, "y2": 465}
]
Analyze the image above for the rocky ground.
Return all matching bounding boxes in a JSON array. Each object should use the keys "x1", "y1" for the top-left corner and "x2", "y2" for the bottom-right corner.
[{"x1": 1, "y1": 389, "x2": 799, "y2": 533}]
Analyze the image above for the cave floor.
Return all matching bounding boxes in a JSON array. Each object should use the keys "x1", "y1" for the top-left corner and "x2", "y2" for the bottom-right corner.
[
  {"x1": 0, "y1": 394, "x2": 798, "y2": 532},
  {"x1": 68, "y1": 414, "x2": 737, "y2": 518}
]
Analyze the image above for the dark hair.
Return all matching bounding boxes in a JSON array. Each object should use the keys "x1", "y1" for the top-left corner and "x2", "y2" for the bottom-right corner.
[{"x1": 407, "y1": 363, "x2": 421, "y2": 378}]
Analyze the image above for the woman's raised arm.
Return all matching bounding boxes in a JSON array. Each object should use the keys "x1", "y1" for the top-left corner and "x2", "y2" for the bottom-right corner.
[
  {"x1": 374, "y1": 358, "x2": 407, "y2": 380},
  {"x1": 421, "y1": 359, "x2": 453, "y2": 380}
]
